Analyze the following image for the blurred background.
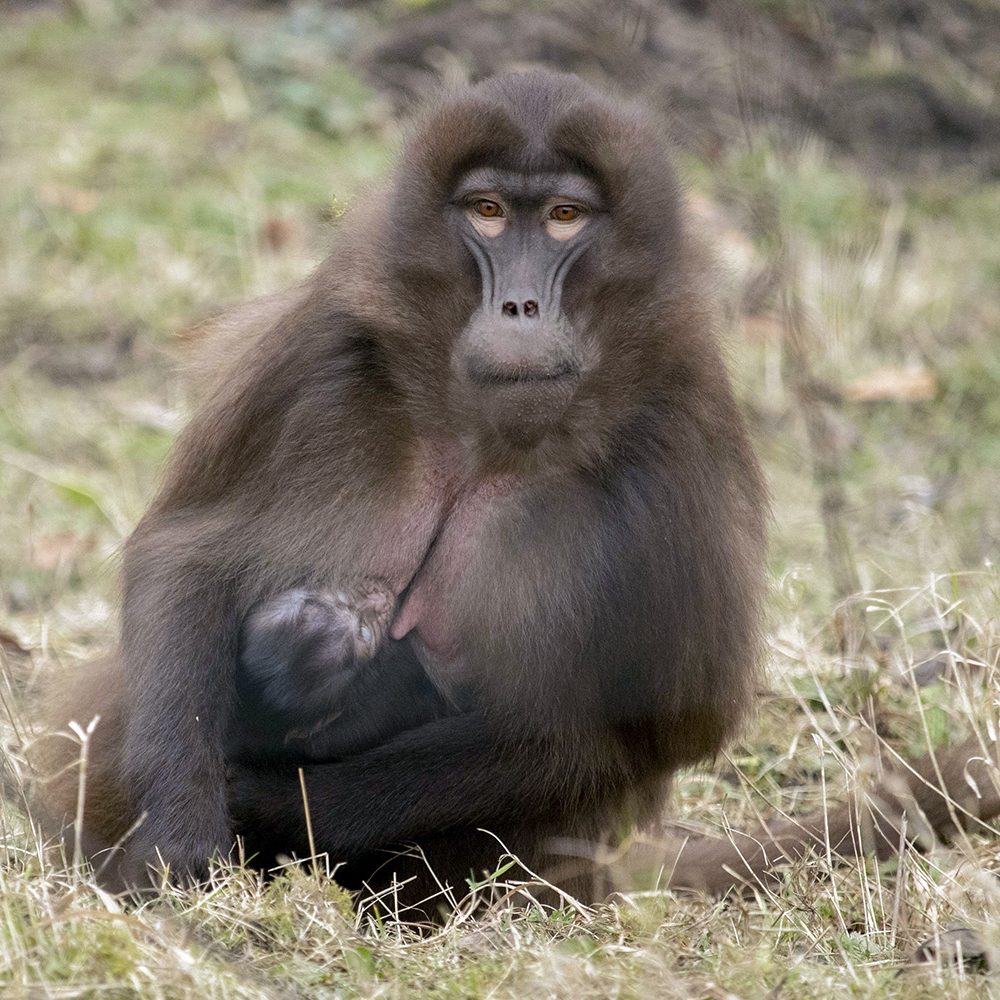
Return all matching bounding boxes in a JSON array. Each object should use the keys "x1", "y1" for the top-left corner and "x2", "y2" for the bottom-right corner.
[{"x1": 1, "y1": 1, "x2": 999, "y2": 996}]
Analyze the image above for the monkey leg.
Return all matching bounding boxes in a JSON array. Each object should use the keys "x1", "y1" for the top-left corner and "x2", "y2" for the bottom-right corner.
[{"x1": 28, "y1": 656, "x2": 138, "y2": 891}]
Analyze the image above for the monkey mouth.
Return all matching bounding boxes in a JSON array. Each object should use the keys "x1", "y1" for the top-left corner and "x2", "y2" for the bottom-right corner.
[{"x1": 468, "y1": 360, "x2": 578, "y2": 387}]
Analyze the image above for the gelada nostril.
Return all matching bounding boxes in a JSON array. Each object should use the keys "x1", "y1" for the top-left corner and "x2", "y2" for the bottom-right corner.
[
  {"x1": 502, "y1": 301, "x2": 518, "y2": 317},
  {"x1": 523, "y1": 300, "x2": 539, "y2": 317}
]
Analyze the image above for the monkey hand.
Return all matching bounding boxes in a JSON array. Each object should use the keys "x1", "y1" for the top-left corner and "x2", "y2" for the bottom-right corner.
[
  {"x1": 116, "y1": 811, "x2": 234, "y2": 892},
  {"x1": 237, "y1": 582, "x2": 395, "y2": 720},
  {"x1": 226, "y1": 761, "x2": 298, "y2": 848}
]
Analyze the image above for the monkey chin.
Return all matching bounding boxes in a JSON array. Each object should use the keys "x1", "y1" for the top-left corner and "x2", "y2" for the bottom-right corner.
[{"x1": 478, "y1": 378, "x2": 579, "y2": 451}]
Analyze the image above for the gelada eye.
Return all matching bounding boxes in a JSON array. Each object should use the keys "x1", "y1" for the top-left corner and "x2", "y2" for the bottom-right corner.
[
  {"x1": 474, "y1": 199, "x2": 504, "y2": 219},
  {"x1": 550, "y1": 205, "x2": 581, "y2": 222}
]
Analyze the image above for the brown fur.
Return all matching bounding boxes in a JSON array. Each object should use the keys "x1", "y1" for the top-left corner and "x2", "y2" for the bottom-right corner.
[
  {"x1": 32, "y1": 658, "x2": 133, "y2": 869},
  {"x1": 36, "y1": 71, "x2": 770, "y2": 904},
  {"x1": 176, "y1": 286, "x2": 310, "y2": 404}
]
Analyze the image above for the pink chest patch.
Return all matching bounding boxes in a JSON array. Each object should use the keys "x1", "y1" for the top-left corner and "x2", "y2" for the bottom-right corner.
[{"x1": 390, "y1": 474, "x2": 516, "y2": 659}]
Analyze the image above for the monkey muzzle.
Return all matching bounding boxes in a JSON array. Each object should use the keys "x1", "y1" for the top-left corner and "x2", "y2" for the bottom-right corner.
[{"x1": 455, "y1": 227, "x2": 587, "y2": 446}]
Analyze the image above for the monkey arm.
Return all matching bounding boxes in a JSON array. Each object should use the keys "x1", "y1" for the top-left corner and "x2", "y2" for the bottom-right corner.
[
  {"x1": 116, "y1": 526, "x2": 241, "y2": 882},
  {"x1": 228, "y1": 712, "x2": 634, "y2": 859},
  {"x1": 229, "y1": 637, "x2": 451, "y2": 764},
  {"x1": 107, "y1": 322, "x2": 424, "y2": 881}
]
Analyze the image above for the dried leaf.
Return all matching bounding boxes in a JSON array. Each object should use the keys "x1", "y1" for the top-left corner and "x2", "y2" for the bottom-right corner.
[
  {"x1": 845, "y1": 365, "x2": 937, "y2": 403},
  {"x1": 260, "y1": 215, "x2": 302, "y2": 253},
  {"x1": 37, "y1": 182, "x2": 99, "y2": 214},
  {"x1": 31, "y1": 532, "x2": 97, "y2": 570}
]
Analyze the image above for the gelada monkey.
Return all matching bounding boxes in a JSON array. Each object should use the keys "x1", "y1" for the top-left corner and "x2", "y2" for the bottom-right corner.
[{"x1": 39, "y1": 70, "x2": 771, "y2": 902}]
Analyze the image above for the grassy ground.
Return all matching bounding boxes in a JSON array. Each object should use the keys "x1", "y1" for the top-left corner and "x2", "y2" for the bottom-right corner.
[{"x1": 2, "y1": 4, "x2": 999, "y2": 997}]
